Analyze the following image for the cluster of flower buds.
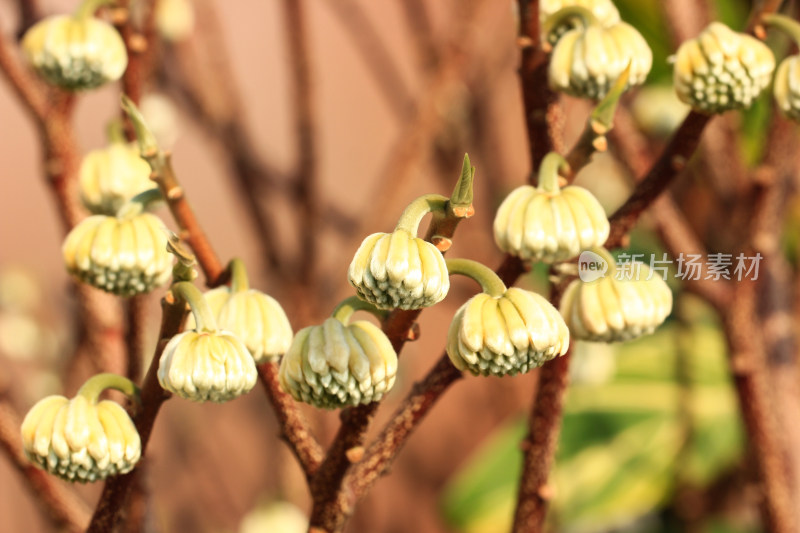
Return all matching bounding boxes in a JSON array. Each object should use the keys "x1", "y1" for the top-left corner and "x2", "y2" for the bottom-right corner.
[
  {"x1": 22, "y1": 1, "x2": 127, "y2": 91},
  {"x1": 79, "y1": 141, "x2": 153, "y2": 216},
  {"x1": 493, "y1": 153, "x2": 608, "y2": 263},
  {"x1": 560, "y1": 249, "x2": 673, "y2": 342},
  {"x1": 21, "y1": 374, "x2": 141, "y2": 483},
  {"x1": 156, "y1": 0, "x2": 196, "y2": 42},
  {"x1": 62, "y1": 195, "x2": 172, "y2": 297},
  {"x1": 349, "y1": 195, "x2": 450, "y2": 310},
  {"x1": 186, "y1": 260, "x2": 293, "y2": 363},
  {"x1": 672, "y1": 22, "x2": 775, "y2": 113},
  {"x1": 763, "y1": 14, "x2": 800, "y2": 122},
  {"x1": 545, "y1": 4, "x2": 652, "y2": 99},
  {"x1": 278, "y1": 302, "x2": 397, "y2": 409},
  {"x1": 447, "y1": 281, "x2": 570, "y2": 376},
  {"x1": 158, "y1": 283, "x2": 258, "y2": 403}
]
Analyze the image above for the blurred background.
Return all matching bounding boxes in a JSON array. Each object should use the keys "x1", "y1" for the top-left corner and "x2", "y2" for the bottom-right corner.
[{"x1": 0, "y1": 0, "x2": 782, "y2": 532}]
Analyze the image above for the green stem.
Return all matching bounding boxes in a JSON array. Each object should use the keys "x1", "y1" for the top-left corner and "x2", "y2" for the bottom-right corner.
[
  {"x1": 172, "y1": 281, "x2": 218, "y2": 332},
  {"x1": 542, "y1": 5, "x2": 600, "y2": 39},
  {"x1": 445, "y1": 258, "x2": 507, "y2": 297},
  {"x1": 763, "y1": 14, "x2": 800, "y2": 47},
  {"x1": 332, "y1": 296, "x2": 387, "y2": 325},
  {"x1": 395, "y1": 194, "x2": 449, "y2": 234},
  {"x1": 537, "y1": 152, "x2": 569, "y2": 193},
  {"x1": 229, "y1": 258, "x2": 249, "y2": 293},
  {"x1": 588, "y1": 246, "x2": 617, "y2": 277},
  {"x1": 121, "y1": 95, "x2": 159, "y2": 157},
  {"x1": 74, "y1": 0, "x2": 116, "y2": 19},
  {"x1": 77, "y1": 373, "x2": 140, "y2": 404},
  {"x1": 116, "y1": 188, "x2": 163, "y2": 218},
  {"x1": 106, "y1": 119, "x2": 127, "y2": 145}
]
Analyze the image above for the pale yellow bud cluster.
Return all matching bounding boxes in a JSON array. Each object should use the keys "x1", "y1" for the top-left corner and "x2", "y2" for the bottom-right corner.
[
  {"x1": 493, "y1": 184, "x2": 609, "y2": 263},
  {"x1": 158, "y1": 330, "x2": 258, "y2": 402},
  {"x1": 447, "y1": 288, "x2": 569, "y2": 376},
  {"x1": 279, "y1": 318, "x2": 398, "y2": 409},
  {"x1": 673, "y1": 22, "x2": 775, "y2": 113},
  {"x1": 21, "y1": 395, "x2": 140, "y2": 482},
  {"x1": 79, "y1": 143, "x2": 153, "y2": 216},
  {"x1": 156, "y1": 0, "x2": 195, "y2": 42},
  {"x1": 349, "y1": 229, "x2": 449, "y2": 310},
  {"x1": 560, "y1": 264, "x2": 672, "y2": 342},
  {"x1": 774, "y1": 56, "x2": 800, "y2": 121},
  {"x1": 22, "y1": 15, "x2": 127, "y2": 90},
  {"x1": 62, "y1": 212, "x2": 172, "y2": 296},
  {"x1": 186, "y1": 287, "x2": 293, "y2": 363},
  {"x1": 549, "y1": 20, "x2": 652, "y2": 100}
]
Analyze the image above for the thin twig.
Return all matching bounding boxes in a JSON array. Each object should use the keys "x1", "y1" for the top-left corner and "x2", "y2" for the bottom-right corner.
[
  {"x1": 86, "y1": 294, "x2": 184, "y2": 533},
  {"x1": 257, "y1": 363, "x2": 324, "y2": 479},
  {"x1": 282, "y1": 0, "x2": 319, "y2": 285}
]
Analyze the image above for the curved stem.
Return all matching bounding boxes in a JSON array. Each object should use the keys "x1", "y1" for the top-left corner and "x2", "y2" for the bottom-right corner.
[
  {"x1": 74, "y1": 0, "x2": 115, "y2": 19},
  {"x1": 229, "y1": 258, "x2": 250, "y2": 293},
  {"x1": 106, "y1": 119, "x2": 127, "y2": 145},
  {"x1": 537, "y1": 152, "x2": 569, "y2": 193},
  {"x1": 172, "y1": 281, "x2": 218, "y2": 332},
  {"x1": 542, "y1": 5, "x2": 599, "y2": 40},
  {"x1": 394, "y1": 194, "x2": 448, "y2": 234},
  {"x1": 77, "y1": 373, "x2": 140, "y2": 404},
  {"x1": 116, "y1": 188, "x2": 163, "y2": 219},
  {"x1": 762, "y1": 14, "x2": 800, "y2": 47},
  {"x1": 332, "y1": 296, "x2": 386, "y2": 325},
  {"x1": 445, "y1": 258, "x2": 507, "y2": 297}
]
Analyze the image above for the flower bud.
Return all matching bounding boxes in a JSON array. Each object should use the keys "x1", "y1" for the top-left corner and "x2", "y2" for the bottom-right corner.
[
  {"x1": 21, "y1": 395, "x2": 141, "y2": 482},
  {"x1": 560, "y1": 263, "x2": 672, "y2": 342},
  {"x1": 186, "y1": 286, "x2": 293, "y2": 363},
  {"x1": 672, "y1": 22, "x2": 775, "y2": 113},
  {"x1": 278, "y1": 318, "x2": 398, "y2": 409},
  {"x1": 158, "y1": 330, "x2": 258, "y2": 402},
  {"x1": 156, "y1": 0, "x2": 195, "y2": 42},
  {"x1": 493, "y1": 184, "x2": 609, "y2": 263},
  {"x1": 22, "y1": 15, "x2": 127, "y2": 90},
  {"x1": 447, "y1": 288, "x2": 569, "y2": 376},
  {"x1": 549, "y1": 20, "x2": 652, "y2": 99},
  {"x1": 348, "y1": 229, "x2": 449, "y2": 310},
  {"x1": 774, "y1": 56, "x2": 800, "y2": 121},
  {"x1": 62, "y1": 211, "x2": 172, "y2": 296},
  {"x1": 79, "y1": 143, "x2": 153, "y2": 215},
  {"x1": 540, "y1": 0, "x2": 620, "y2": 44}
]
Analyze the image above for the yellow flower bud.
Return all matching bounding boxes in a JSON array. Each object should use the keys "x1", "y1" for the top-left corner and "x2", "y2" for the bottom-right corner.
[
  {"x1": 278, "y1": 318, "x2": 398, "y2": 409},
  {"x1": 549, "y1": 19, "x2": 652, "y2": 99},
  {"x1": 185, "y1": 286, "x2": 293, "y2": 363},
  {"x1": 774, "y1": 56, "x2": 800, "y2": 121},
  {"x1": 62, "y1": 211, "x2": 172, "y2": 296},
  {"x1": 447, "y1": 288, "x2": 569, "y2": 376},
  {"x1": 560, "y1": 262, "x2": 672, "y2": 342},
  {"x1": 79, "y1": 143, "x2": 153, "y2": 215},
  {"x1": 540, "y1": 0, "x2": 620, "y2": 44},
  {"x1": 493, "y1": 184, "x2": 609, "y2": 263},
  {"x1": 672, "y1": 22, "x2": 775, "y2": 113},
  {"x1": 22, "y1": 14, "x2": 127, "y2": 90},
  {"x1": 158, "y1": 330, "x2": 258, "y2": 402},
  {"x1": 348, "y1": 229, "x2": 449, "y2": 310},
  {"x1": 21, "y1": 395, "x2": 141, "y2": 482},
  {"x1": 155, "y1": 0, "x2": 195, "y2": 42}
]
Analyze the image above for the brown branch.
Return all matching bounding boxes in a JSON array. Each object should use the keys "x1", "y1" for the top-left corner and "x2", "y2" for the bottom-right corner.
[
  {"x1": 0, "y1": 33, "x2": 49, "y2": 121},
  {"x1": 86, "y1": 294, "x2": 184, "y2": 533},
  {"x1": 125, "y1": 295, "x2": 148, "y2": 383},
  {"x1": 14, "y1": 0, "x2": 42, "y2": 40},
  {"x1": 517, "y1": 0, "x2": 564, "y2": 173},
  {"x1": 282, "y1": 0, "x2": 319, "y2": 284},
  {"x1": 0, "y1": 396, "x2": 90, "y2": 532},
  {"x1": 257, "y1": 363, "x2": 324, "y2": 478},
  {"x1": 398, "y1": 0, "x2": 438, "y2": 71}
]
